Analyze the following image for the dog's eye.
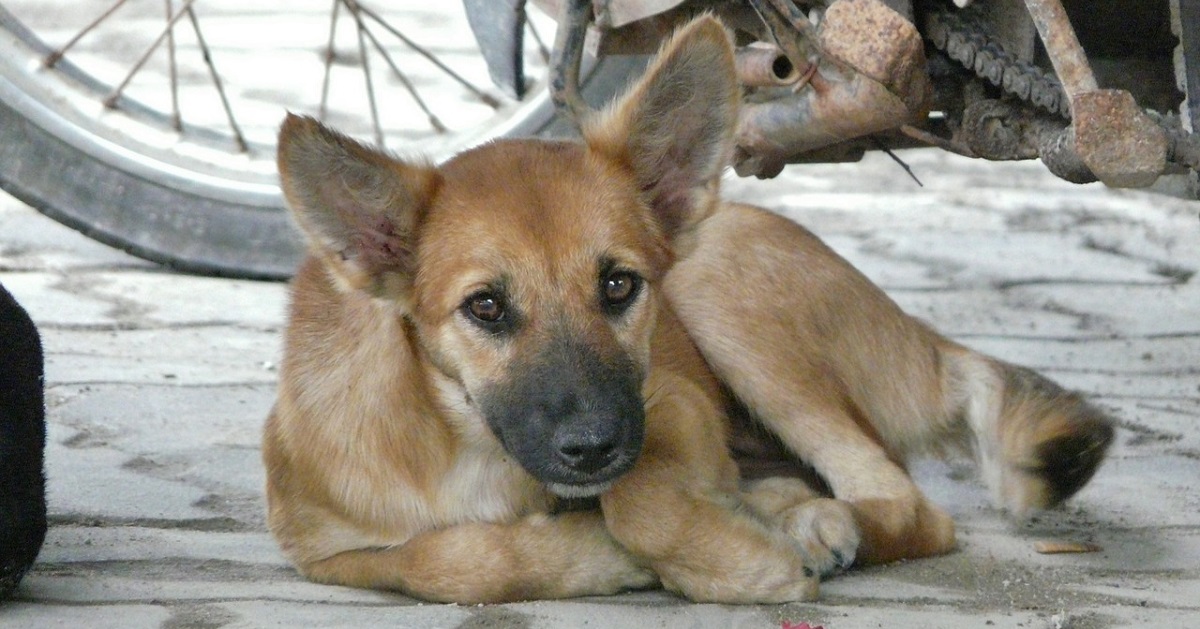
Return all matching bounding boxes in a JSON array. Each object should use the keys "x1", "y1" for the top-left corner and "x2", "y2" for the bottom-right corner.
[
  {"x1": 601, "y1": 270, "x2": 641, "y2": 313},
  {"x1": 465, "y1": 292, "x2": 505, "y2": 324}
]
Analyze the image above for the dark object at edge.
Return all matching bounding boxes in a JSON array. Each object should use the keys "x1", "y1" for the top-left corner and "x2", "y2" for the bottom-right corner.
[{"x1": 0, "y1": 281, "x2": 47, "y2": 598}]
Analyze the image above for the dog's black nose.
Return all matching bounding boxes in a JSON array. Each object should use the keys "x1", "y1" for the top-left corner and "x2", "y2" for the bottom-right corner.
[{"x1": 553, "y1": 425, "x2": 620, "y2": 474}]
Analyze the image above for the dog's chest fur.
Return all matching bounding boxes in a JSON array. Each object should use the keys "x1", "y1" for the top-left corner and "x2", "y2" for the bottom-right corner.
[{"x1": 427, "y1": 370, "x2": 554, "y2": 522}]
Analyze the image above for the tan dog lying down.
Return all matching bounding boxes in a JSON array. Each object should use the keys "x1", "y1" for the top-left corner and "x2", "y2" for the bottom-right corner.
[{"x1": 264, "y1": 16, "x2": 1113, "y2": 604}]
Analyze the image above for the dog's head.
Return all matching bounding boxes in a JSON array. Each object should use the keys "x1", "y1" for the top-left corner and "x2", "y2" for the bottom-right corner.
[{"x1": 276, "y1": 17, "x2": 738, "y2": 496}]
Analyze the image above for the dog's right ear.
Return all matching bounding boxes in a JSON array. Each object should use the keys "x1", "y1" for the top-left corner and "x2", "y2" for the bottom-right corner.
[
  {"x1": 582, "y1": 15, "x2": 738, "y2": 241},
  {"x1": 277, "y1": 114, "x2": 440, "y2": 299}
]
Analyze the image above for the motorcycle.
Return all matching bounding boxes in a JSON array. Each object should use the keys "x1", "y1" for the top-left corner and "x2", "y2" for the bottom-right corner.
[{"x1": 473, "y1": 0, "x2": 1198, "y2": 190}]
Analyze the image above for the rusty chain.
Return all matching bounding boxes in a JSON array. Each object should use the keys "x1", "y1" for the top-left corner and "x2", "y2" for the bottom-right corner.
[{"x1": 924, "y1": 4, "x2": 1070, "y2": 118}]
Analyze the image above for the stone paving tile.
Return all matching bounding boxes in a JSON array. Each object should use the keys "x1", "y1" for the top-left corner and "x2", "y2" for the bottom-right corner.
[
  {"x1": 965, "y1": 335, "x2": 1198, "y2": 376},
  {"x1": 79, "y1": 272, "x2": 288, "y2": 328},
  {"x1": 0, "y1": 272, "x2": 118, "y2": 327},
  {"x1": 210, "y1": 600, "x2": 476, "y2": 629},
  {"x1": 1101, "y1": 397, "x2": 1200, "y2": 453},
  {"x1": 1069, "y1": 607, "x2": 1200, "y2": 629},
  {"x1": 856, "y1": 231, "x2": 1175, "y2": 286},
  {"x1": 49, "y1": 384, "x2": 272, "y2": 453},
  {"x1": 40, "y1": 329, "x2": 280, "y2": 386},
  {"x1": 22, "y1": 576, "x2": 399, "y2": 606},
  {"x1": 45, "y1": 385, "x2": 273, "y2": 527},
  {"x1": 0, "y1": 270, "x2": 287, "y2": 330},
  {"x1": 0, "y1": 604, "x2": 173, "y2": 629},
  {"x1": 39, "y1": 526, "x2": 285, "y2": 566},
  {"x1": 994, "y1": 283, "x2": 1200, "y2": 337},
  {"x1": 44, "y1": 420, "x2": 217, "y2": 523},
  {"x1": 0, "y1": 200, "x2": 155, "y2": 272},
  {"x1": 882, "y1": 284, "x2": 1200, "y2": 341}
]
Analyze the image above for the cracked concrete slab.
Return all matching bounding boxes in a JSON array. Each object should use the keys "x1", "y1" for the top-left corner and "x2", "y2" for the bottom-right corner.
[
  {"x1": 1, "y1": 604, "x2": 172, "y2": 629},
  {"x1": 41, "y1": 330, "x2": 281, "y2": 385}
]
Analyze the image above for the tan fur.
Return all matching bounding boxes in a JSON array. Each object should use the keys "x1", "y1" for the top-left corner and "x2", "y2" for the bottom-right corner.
[
  {"x1": 265, "y1": 15, "x2": 1112, "y2": 605},
  {"x1": 666, "y1": 197, "x2": 1111, "y2": 565}
]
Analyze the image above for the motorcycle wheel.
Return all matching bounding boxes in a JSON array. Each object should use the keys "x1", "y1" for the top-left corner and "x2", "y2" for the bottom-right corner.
[{"x1": 0, "y1": 3, "x2": 638, "y2": 279}]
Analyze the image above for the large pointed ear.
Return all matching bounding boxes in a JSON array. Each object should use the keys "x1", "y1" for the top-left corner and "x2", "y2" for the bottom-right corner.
[
  {"x1": 582, "y1": 15, "x2": 738, "y2": 238},
  {"x1": 277, "y1": 113, "x2": 440, "y2": 299}
]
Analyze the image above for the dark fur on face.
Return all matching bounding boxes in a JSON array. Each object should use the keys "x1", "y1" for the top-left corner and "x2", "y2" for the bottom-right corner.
[{"x1": 479, "y1": 338, "x2": 645, "y2": 496}]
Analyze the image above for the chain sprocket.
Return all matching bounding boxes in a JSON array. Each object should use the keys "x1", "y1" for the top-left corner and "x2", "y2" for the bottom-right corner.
[{"x1": 925, "y1": 3, "x2": 1071, "y2": 118}]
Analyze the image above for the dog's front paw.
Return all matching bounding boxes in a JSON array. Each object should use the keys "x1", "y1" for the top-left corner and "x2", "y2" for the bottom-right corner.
[{"x1": 778, "y1": 498, "x2": 861, "y2": 577}]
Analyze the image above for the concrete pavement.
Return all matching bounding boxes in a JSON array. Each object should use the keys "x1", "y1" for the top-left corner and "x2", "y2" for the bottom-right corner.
[{"x1": 2, "y1": 146, "x2": 1198, "y2": 628}]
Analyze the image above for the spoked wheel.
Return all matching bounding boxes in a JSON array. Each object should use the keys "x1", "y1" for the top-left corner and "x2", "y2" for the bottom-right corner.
[{"x1": 0, "y1": 1, "x2": 636, "y2": 279}]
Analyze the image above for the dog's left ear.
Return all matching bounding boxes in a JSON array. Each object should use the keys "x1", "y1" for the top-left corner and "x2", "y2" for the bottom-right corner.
[
  {"x1": 277, "y1": 113, "x2": 440, "y2": 300},
  {"x1": 583, "y1": 15, "x2": 738, "y2": 239}
]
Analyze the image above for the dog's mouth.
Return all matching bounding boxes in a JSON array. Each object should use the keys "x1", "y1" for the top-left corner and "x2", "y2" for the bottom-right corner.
[
  {"x1": 485, "y1": 413, "x2": 643, "y2": 495},
  {"x1": 547, "y1": 479, "x2": 617, "y2": 498},
  {"x1": 499, "y1": 433, "x2": 641, "y2": 495}
]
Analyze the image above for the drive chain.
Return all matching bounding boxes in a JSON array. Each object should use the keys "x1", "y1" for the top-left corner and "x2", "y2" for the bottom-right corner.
[{"x1": 925, "y1": 4, "x2": 1071, "y2": 118}]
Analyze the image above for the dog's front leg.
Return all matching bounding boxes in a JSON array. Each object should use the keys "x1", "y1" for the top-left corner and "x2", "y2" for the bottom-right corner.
[
  {"x1": 600, "y1": 373, "x2": 817, "y2": 603},
  {"x1": 301, "y1": 511, "x2": 656, "y2": 604}
]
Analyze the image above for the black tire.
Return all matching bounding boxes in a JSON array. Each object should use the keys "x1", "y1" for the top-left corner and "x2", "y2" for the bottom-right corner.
[{"x1": 0, "y1": 5, "x2": 640, "y2": 280}]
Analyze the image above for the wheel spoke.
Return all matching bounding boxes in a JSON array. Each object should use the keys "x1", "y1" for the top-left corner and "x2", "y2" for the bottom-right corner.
[
  {"x1": 184, "y1": 5, "x2": 248, "y2": 152},
  {"x1": 345, "y1": 0, "x2": 446, "y2": 135},
  {"x1": 44, "y1": 0, "x2": 131, "y2": 67},
  {"x1": 319, "y1": 0, "x2": 342, "y2": 120},
  {"x1": 102, "y1": 0, "x2": 198, "y2": 110},
  {"x1": 351, "y1": 5, "x2": 384, "y2": 146},
  {"x1": 355, "y1": 2, "x2": 501, "y2": 108},
  {"x1": 164, "y1": 0, "x2": 181, "y2": 131}
]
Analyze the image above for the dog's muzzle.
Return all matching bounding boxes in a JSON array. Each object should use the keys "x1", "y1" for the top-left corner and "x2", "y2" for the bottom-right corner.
[{"x1": 480, "y1": 341, "x2": 645, "y2": 493}]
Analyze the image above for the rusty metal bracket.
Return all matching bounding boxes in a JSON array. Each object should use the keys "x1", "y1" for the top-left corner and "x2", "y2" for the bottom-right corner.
[
  {"x1": 1022, "y1": 0, "x2": 1167, "y2": 187},
  {"x1": 746, "y1": 0, "x2": 818, "y2": 80},
  {"x1": 735, "y1": 44, "x2": 802, "y2": 87},
  {"x1": 735, "y1": 0, "x2": 930, "y2": 178}
]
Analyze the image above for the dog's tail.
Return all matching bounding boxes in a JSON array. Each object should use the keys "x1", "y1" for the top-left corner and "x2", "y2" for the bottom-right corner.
[{"x1": 942, "y1": 346, "x2": 1115, "y2": 517}]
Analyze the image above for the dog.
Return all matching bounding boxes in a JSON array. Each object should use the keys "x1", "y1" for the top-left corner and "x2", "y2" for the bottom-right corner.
[
  {"x1": 0, "y1": 281, "x2": 47, "y2": 598},
  {"x1": 264, "y1": 16, "x2": 1113, "y2": 604}
]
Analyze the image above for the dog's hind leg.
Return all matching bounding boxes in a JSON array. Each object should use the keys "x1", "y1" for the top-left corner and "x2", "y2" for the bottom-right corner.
[
  {"x1": 300, "y1": 510, "x2": 656, "y2": 603},
  {"x1": 666, "y1": 203, "x2": 958, "y2": 566},
  {"x1": 735, "y1": 391, "x2": 956, "y2": 566}
]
